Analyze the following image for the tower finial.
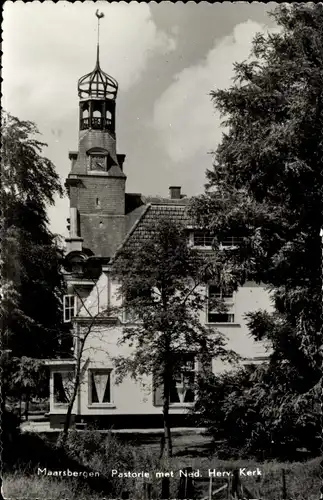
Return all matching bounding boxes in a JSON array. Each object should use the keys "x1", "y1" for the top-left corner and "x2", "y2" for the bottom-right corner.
[
  {"x1": 78, "y1": 9, "x2": 118, "y2": 100},
  {"x1": 95, "y1": 10, "x2": 104, "y2": 66}
]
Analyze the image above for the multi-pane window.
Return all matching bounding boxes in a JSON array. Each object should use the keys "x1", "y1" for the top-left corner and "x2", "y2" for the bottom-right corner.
[
  {"x1": 192, "y1": 231, "x2": 242, "y2": 249},
  {"x1": 207, "y1": 285, "x2": 235, "y2": 323},
  {"x1": 220, "y1": 236, "x2": 242, "y2": 249},
  {"x1": 193, "y1": 230, "x2": 214, "y2": 247},
  {"x1": 53, "y1": 371, "x2": 74, "y2": 405},
  {"x1": 63, "y1": 295, "x2": 76, "y2": 323},
  {"x1": 89, "y1": 369, "x2": 112, "y2": 405},
  {"x1": 170, "y1": 355, "x2": 196, "y2": 404}
]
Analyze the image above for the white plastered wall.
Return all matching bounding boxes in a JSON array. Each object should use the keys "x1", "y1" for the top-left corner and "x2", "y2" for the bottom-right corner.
[{"x1": 50, "y1": 274, "x2": 273, "y2": 416}]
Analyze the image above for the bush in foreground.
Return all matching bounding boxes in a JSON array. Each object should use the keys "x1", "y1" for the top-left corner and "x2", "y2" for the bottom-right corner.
[{"x1": 195, "y1": 364, "x2": 320, "y2": 460}]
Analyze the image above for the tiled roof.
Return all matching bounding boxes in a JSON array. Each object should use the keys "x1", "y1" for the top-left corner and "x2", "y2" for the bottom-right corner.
[
  {"x1": 131, "y1": 205, "x2": 189, "y2": 244},
  {"x1": 112, "y1": 197, "x2": 196, "y2": 260},
  {"x1": 125, "y1": 204, "x2": 147, "y2": 234}
]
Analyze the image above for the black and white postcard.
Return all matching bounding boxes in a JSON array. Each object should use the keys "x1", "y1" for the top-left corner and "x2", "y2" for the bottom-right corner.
[{"x1": 1, "y1": 2, "x2": 321, "y2": 499}]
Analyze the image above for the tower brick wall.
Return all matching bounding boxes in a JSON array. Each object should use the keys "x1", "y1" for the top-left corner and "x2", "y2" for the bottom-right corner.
[
  {"x1": 80, "y1": 214, "x2": 125, "y2": 257},
  {"x1": 69, "y1": 176, "x2": 125, "y2": 215},
  {"x1": 72, "y1": 129, "x2": 118, "y2": 175}
]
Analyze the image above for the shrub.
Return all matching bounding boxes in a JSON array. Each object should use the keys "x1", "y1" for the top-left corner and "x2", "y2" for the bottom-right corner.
[
  {"x1": 195, "y1": 364, "x2": 320, "y2": 460},
  {"x1": 64, "y1": 431, "x2": 161, "y2": 497}
]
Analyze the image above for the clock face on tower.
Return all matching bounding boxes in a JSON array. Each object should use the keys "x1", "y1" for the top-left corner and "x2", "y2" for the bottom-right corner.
[{"x1": 90, "y1": 155, "x2": 106, "y2": 171}]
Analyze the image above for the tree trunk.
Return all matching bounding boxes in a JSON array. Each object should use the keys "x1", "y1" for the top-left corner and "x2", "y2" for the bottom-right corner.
[
  {"x1": 161, "y1": 369, "x2": 172, "y2": 459},
  {"x1": 61, "y1": 360, "x2": 81, "y2": 446},
  {"x1": 60, "y1": 328, "x2": 87, "y2": 447}
]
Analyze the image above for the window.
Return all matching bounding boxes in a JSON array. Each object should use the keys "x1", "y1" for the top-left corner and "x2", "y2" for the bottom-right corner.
[
  {"x1": 153, "y1": 355, "x2": 197, "y2": 406},
  {"x1": 170, "y1": 355, "x2": 196, "y2": 404},
  {"x1": 106, "y1": 110, "x2": 112, "y2": 126},
  {"x1": 89, "y1": 369, "x2": 112, "y2": 405},
  {"x1": 53, "y1": 371, "x2": 74, "y2": 405},
  {"x1": 80, "y1": 105, "x2": 89, "y2": 130},
  {"x1": 193, "y1": 230, "x2": 213, "y2": 247},
  {"x1": 207, "y1": 285, "x2": 235, "y2": 324},
  {"x1": 63, "y1": 295, "x2": 76, "y2": 323},
  {"x1": 92, "y1": 110, "x2": 102, "y2": 129},
  {"x1": 69, "y1": 256, "x2": 83, "y2": 274},
  {"x1": 220, "y1": 236, "x2": 242, "y2": 249},
  {"x1": 208, "y1": 312, "x2": 235, "y2": 323}
]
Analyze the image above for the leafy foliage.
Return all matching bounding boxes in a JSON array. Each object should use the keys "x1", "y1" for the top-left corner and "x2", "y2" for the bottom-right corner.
[
  {"x1": 113, "y1": 218, "x2": 237, "y2": 380},
  {"x1": 196, "y1": 365, "x2": 320, "y2": 460},
  {"x1": 1, "y1": 112, "x2": 69, "y2": 406},
  {"x1": 190, "y1": 4, "x2": 323, "y2": 457},
  {"x1": 112, "y1": 217, "x2": 238, "y2": 456}
]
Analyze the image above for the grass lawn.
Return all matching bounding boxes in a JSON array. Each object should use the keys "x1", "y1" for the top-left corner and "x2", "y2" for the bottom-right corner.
[{"x1": 2, "y1": 431, "x2": 320, "y2": 499}]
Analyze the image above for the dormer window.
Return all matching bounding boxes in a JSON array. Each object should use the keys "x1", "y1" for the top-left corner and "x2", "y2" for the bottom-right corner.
[
  {"x1": 193, "y1": 230, "x2": 213, "y2": 248},
  {"x1": 191, "y1": 231, "x2": 242, "y2": 250},
  {"x1": 220, "y1": 236, "x2": 241, "y2": 250}
]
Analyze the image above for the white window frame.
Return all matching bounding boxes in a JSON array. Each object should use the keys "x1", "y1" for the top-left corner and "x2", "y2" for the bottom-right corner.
[
  {"x1": 207, "y1": 285, "x2": 236, "y2": 324},
  {"x1": 88, "y1": 368, "x2": 115, "y2": 408},
  {"x1": 190, "y1": 231, "x2": 241, "y2": 250},
  {"x1": 63, "y1": 294, "x2": 76, "y2": 323},
  {"x1": 170, "y1": 355, "x2": 197, "y2": 406},
  {"x1": 219, "y1": 236, "x2": 241, "y2": 250},
  {"x1": 191, "y1": 230, "x2": 213, "y2": 248}
]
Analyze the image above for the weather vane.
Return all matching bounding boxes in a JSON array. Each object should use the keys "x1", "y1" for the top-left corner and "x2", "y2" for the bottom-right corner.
[
  {"x1": 95, "y1": 10, "x2": 104, "y2": 66},
  {"x1": 96, "y1": 10, "x2": 104, "y2": 46}
]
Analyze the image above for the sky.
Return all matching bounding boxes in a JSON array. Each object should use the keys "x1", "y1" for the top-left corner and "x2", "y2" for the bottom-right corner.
[{"x1": 2, "y1": 1, "x2": 278, "y2": 238}]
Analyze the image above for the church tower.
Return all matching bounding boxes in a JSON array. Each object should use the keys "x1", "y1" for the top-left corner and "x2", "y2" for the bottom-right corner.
[{"x1": 65, "y1": 11, "x2": 126, "y2": 261}]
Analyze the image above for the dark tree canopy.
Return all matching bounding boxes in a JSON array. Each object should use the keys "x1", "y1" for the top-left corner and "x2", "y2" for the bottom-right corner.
[
  {"x1": 190, "y1": 4, "x2": 323, "y2": 397},
  {"x1": 1, "y1": 111, "x2": 67, "y2": 359}
]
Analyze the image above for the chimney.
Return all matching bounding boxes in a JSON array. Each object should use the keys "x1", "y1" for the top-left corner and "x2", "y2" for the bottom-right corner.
[{"x1": 169, "y1": 186, "x2": 181, "y2": 199}]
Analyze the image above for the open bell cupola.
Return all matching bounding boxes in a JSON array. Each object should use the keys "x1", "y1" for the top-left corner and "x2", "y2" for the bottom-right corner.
[{"x1": 77, "y1": 31, "x2": 118, "y2": 136}]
